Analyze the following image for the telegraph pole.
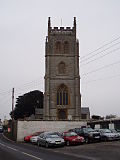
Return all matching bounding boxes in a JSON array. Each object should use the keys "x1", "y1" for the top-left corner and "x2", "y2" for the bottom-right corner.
[
  {"x1": 12, "y1": 88, "x2": 14, "y2": 137},
  {"x1": 12, "y1": 88, "x2": 14, "y2": 119}
]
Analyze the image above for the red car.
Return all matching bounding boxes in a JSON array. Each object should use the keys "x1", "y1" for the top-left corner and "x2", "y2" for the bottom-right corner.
[
  {"x1": 62, "y1": 131, "x2": 85, "y2": 146},
  {"x1": 24, "y1": 132, "x2": 42, "y2": 142}
]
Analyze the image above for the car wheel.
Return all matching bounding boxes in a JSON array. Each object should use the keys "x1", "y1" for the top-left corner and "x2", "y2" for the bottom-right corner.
[
  {"x1": 66, "y1": 141, "x2": 70, "y2": 146},
  {"x1": 45, "y1": 142, "x2": 49, "y2": 148}
]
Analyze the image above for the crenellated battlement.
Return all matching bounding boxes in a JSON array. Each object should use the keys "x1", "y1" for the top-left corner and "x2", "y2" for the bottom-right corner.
[
  {"x1": 48, "y1": 17, "x2": 76, "y2": 35},
  {"x1": 50, "y1": 26, "x2": 73, "y2": 33},
  {"x1": 52, "y1": 26, "x2": 73, "y2": 30}
]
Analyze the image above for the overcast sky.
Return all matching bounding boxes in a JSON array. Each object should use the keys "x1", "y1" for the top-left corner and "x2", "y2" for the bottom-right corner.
[{"x1": 0, "y1": 0, "x2": 120, "y2": 120}]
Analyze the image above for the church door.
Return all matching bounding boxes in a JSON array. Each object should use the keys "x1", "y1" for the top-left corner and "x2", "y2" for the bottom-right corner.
[{"x1": 57, "y1": 109, "x2": 67, "y2": 120}]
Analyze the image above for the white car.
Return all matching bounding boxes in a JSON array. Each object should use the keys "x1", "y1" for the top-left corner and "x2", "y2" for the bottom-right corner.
[{"x1": 30, "y1": 135, "x2": 39, "y2": 144}]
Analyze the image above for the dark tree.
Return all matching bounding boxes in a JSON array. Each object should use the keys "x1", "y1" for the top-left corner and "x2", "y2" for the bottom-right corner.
[
  {"x1": 10, "y1": 90, "x2": 43, "y2": 120},
  {"x1": 92, "y1": 115, "x2": 104, "y2": 120},
  {"x1": 106, "y1": 114, "x2": 116, "y2": 119}
]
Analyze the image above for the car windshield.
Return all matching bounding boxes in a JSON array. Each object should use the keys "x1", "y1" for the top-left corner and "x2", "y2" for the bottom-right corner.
[
  {"x1": 102, "y1": 129, "x2": 112, "y2": 133},
  {"x1": 83, "y1": 128, "x2": 94, "y2": 132},
  {"x1": 65, "y1": 132, "x2": 77, "y2": 137},
  {"x1": 75, "y1": 128, "x2": 81, "y2": 132},
  {"x1": 46, "y1": 134, "x2": 59, "y2": 138}
]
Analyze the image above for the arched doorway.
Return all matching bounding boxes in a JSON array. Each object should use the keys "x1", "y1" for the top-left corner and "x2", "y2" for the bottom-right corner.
[
  {"x1": 57, "y1": 109, "x2": 67, "y2": 120},
  {"x1": 56, "y1": 84, "x2": 69, "y2": 120}
]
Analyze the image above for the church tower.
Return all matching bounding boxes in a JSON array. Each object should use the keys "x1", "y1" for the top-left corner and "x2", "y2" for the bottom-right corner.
[{"x1": 44, "y1": 17, "x2": 81, "y2": 120}]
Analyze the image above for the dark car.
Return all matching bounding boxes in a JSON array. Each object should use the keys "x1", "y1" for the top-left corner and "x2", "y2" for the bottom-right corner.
[
  {"x1": 69, "y1": 127, "x2": 101, "y2": 143},
  {"x1": 62, "y1": 131, "x2": 85, "y2": 146},
  {"x1": 0, "y1": 126, "x2": 3, "y2": 133},
  {"x1": 37, "y1": 132, "x2": 65, "y2": 148}
]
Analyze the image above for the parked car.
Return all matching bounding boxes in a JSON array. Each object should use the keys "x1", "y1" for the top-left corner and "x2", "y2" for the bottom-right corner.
[
  {"x1": 30, "y1": 132, "x2": 44, "y2": 144},
  {"x1": 0, "y1": 126, "x2": 3, "y2": 133},
  {"x1": 69, "y1": 127, "x2": 101, "y2": 143},
  {"x1": 109, "y1": 129, "x2": 120, "y2": 140},
  {"x1": 37, "y1": 132, "x2": 65, "y2": 148},
  {"x1": 98, "y1": 129, "x2": 118, "y2": 141},
  {"x1": 62, "y1": 131, "x2": 85, "y2": 146},
  {"x1": 24, "y1": 132, "x2": 42, "y2": 142},
  {"x1": 116, "y1": 129, "x2": 120, "y2": 133}
]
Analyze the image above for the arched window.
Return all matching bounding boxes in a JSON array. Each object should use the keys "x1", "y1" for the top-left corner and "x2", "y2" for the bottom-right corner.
[
  {"x1": 64, "y1": 41, "x2": 69, "y2": 54},
  {"x1": 55, "y1": 41, "x2": 61, "y2": 54},
  {"x1": 57, "y1": 84, "x2": 69, "y2": 106},
  {"x1": 58, "y1": 62, "x2": 65, "y2": 74}
]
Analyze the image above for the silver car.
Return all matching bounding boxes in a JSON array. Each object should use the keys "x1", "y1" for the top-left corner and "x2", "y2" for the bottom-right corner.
[
  {"x1": 37, "y1": 132, "x2": 65, "y2": 148},
  {"x1": 110, "y1": 129, "x2": 120, "y2": 140},
  {"x1": 99, "y1": 129, "x2": 117, "y2": 141}
]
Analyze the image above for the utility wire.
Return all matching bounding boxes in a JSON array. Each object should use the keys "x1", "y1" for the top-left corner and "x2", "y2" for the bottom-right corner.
[
  {"x1": 81, "y1": 47, "x2": 120, "y2": 66},
  {"x1": 81, "y1": 73, "x2": 120, "y2": 84},
  {"x1": 15, "y1": 78, "x2": 43, "y2": 90},
  {"x1": 81, "y1": 60, "x2": 120, "y2": 77},
  {"x1": 0, "y1": 78, "x2": 43, "y2": 97},
  {"x1": 81, "y1": 36, "x2": 120, "y2": 59},
  {"x1": 15, "y1": 83, "x2": 43, "y2": 96},
  {"x1": 0, "y1": 90, "x2": 12, "y2": 96},
  {"x1": 80, "y1": 41, "x2": 120, "y2": 63}
]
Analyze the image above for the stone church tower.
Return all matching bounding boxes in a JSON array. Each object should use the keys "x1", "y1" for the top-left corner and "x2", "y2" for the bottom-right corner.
[{"x1": 44, "y1": 17, "x2": 81, "y2": 120}]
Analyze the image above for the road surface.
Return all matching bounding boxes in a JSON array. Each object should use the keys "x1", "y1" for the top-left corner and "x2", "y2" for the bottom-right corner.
[{"x1": 0, "y1": 133, "x2": 120, "y2": 160}]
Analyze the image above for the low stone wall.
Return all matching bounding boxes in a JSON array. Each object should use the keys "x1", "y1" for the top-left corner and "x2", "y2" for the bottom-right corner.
[{"x1": 17, "y1": 120, "x2": 87, "y2": 141}]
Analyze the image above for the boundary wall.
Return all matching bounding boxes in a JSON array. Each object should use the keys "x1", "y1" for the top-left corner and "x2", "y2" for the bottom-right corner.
[{"x1": 17, "y1": 120, "x2": 87, "y2": 141}]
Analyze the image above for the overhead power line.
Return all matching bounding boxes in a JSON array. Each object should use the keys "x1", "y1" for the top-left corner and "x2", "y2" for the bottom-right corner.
[
  {"x1": 81, "y1": 47, "x2": 120, "y2": 66},
  {"x1": 81, "y1": 73, "x2": 120, "y2": 84},
  {"x1": 0, "y1": 90, "x2": 12, "y2": 96},
  {"x1": 0, "y1": 78, "x2": 43, "y2": 97},
  {"x1": 80, "y1": 41, "x2": 120, "y2": 63},
  {"x1": 81, "y1": 60, "x2": 120, "y2": 77},
  {"x1": 81, "y1": 36, "x2": 120, "y2": 59}
]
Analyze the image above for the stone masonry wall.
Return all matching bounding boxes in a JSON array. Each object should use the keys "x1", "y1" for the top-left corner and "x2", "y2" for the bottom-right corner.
[{"x1": 17, "y1": 120, "x2": 87, "y2": 141}]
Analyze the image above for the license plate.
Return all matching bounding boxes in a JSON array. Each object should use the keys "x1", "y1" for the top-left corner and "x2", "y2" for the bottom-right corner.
[{"x1": 95, "y1": 136, "x2": 100, "y2": 138}]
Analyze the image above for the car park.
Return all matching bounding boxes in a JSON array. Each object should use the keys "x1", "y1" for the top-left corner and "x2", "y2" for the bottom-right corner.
[
  {"x1": 37, "y1": 132, "x2": 65, "y2": 148},
  {"x1": 69, "y1": 127, "x2": 101, "y2": 143},
  {"x1": 62, "y1": 131, "x2": 85, "y2": 146}
]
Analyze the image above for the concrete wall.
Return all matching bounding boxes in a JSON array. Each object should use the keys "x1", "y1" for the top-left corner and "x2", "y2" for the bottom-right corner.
[{"x1": 17, "y1": 120, "x2": 87, "y2": 141}]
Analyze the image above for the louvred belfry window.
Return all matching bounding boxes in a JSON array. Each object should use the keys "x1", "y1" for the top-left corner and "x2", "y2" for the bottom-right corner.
[
  {"x1": 64, "y1": 41, "x2": 69, "y2": 54},
  {"x1": 55, "y1": 41, "x2": 61, "y2": 54}
]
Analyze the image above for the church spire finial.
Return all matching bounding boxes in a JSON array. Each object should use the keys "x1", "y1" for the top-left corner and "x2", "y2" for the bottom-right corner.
[
  {"x1": 73, "y1": 17, "x2": 76, "y2": 28},
  {"x1": 73, "y1": 17, "x2": 76, "y2": 36},
  {"x1": 48, "y1": 17, "x2": 51, "y2": 35}
]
